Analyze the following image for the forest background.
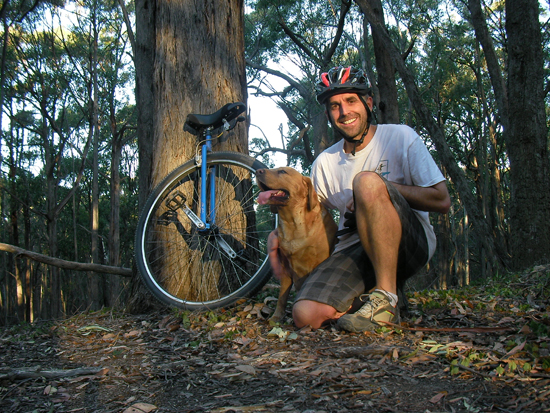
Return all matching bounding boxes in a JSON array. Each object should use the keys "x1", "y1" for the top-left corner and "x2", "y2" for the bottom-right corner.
[{"x1": 0, "y1": 0, "x2": 549, "y2": 325}]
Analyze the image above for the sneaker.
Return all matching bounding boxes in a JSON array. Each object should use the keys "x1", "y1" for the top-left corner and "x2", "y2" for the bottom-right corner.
[{"x1": 337, "y1": 290, "x2": 399, "y2": 332}]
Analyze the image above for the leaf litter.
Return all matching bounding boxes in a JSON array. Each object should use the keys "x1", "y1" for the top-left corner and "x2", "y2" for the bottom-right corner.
[{"x1": 1, "y1": 265, "x2": 550, "y2": 412}]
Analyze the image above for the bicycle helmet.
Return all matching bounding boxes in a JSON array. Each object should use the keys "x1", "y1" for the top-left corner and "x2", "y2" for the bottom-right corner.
[{"x1": 316, "y1": 66, "x2": 371, "y2": 105}]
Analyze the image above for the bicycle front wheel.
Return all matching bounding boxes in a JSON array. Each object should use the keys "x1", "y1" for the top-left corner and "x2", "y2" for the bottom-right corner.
[{"x1": 135, "y1": 152, "x2": 276, "y2": 310}]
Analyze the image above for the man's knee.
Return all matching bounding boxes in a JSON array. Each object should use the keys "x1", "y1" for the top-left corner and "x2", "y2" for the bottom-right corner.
[
  {"x1": 352, "y1": 172, "x2": 389, "y2": 203},
  {"x1": 292, "y1": 300, "x2": 337, "y2": 329}
]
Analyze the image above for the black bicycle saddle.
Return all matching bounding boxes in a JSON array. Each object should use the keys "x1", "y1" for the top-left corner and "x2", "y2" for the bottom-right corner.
[{"x1": 184, "y1": 102, "x2": 246, "y2": 135}]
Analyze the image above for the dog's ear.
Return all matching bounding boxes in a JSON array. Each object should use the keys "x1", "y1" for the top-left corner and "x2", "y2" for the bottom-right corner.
[{"x1": 303, "y1": 176, "x2": 318, "y2": 211}]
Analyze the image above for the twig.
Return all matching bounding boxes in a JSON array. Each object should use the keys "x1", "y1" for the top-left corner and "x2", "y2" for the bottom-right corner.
[
  {"x1": 0, "y1": 366, "x2": 107, "y2": 381},
  {"x1": 381, "y1": 321, "x2": 513, "y2": 333}
]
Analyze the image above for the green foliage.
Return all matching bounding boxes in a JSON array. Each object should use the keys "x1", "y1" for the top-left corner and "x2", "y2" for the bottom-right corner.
[{"x1": 529, "y1": 321, "x2": 550, "y2": 337}]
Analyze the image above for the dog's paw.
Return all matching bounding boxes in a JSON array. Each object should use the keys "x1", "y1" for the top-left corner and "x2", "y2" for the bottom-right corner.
[{"x1": 268, "y1": 314, "x2": 283, "y2": 325}]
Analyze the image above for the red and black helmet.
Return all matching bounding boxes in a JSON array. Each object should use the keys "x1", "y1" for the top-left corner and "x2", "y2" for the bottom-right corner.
[{"x1": 316, "y1": 66, "x2": 371, "y2": 105}]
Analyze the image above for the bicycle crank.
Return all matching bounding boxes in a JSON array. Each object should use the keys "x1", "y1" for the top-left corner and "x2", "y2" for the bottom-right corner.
[
  {"x1": 216, "y1": 237, "x2": 237, "y2": 259},
  {"x1": 165, "y1": 191, "x2": 206, "y2": 230}
]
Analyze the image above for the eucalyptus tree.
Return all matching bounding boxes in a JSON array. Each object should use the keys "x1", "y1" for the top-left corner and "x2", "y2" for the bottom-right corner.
[
  {"x1": 504, "y1": 0, "x2": 550, "y2": 269},
  {"x1": 0, "y1": 2, "x2": 63, "y2": 322},
  {"x1": 132, "y1": 0, "x2": 249, "y2": 311}
]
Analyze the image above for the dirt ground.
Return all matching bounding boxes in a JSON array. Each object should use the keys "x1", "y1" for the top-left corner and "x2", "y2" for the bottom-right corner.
[{"x1": 2, "y1": 268, "x2": 550, "y2": 412}]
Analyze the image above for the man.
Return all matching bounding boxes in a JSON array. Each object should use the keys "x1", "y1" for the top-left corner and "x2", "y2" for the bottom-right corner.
[{"x1": 268, "y1": 66, "x2": 450, "y2": 332}]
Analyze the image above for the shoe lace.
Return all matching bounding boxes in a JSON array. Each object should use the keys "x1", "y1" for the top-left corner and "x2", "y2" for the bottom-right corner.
[{"x1": 356, "y1": 293, "x2": 386, "y2": 318}]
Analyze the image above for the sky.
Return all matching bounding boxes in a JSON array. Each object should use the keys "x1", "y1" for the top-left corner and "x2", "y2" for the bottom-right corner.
[{"x1": 248, "y1": 93, "x2": 288, "y2": 167}]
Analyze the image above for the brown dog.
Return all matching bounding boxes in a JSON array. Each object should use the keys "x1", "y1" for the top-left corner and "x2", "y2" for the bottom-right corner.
[{"x1": 256, "y1": 167, "x2": 337, "y2": 323}]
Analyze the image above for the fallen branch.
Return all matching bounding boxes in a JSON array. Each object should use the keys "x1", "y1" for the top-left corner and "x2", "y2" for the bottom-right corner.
[
  {"x1": 0, "y1": 243, "x2": 132, "y2": 277},
  {"x1": 328, "y1": 344, "x2": 415, "y2": 358},
  {"x1": 382, "y1": 322, "x2": 513, "y2": 333},
  {"x1": 0, "y1": 366, "x2": 107, "y2": 381}
]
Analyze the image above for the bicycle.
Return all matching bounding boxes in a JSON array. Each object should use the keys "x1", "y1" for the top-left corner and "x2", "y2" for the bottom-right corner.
[{"x1": 135, "y1": 102, "x2": 276, "y2": 310}]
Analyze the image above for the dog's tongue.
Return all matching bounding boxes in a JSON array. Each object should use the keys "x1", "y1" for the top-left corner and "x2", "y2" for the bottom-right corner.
[{"x1": 257, "y1": 190, "x2": 279, "y2": 205}]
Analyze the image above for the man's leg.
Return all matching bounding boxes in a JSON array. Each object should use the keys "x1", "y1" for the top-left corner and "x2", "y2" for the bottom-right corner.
[
  {"x1": 292, "y1": 300, "x2": 346, "y2": 329},
  {"x1": 352, "y1": 171, "x2": 402, "y2": 296},
  {"x1": 337, "y1": 172, "x2": 428, "y2": 333},
  {"x1": 291, "y1": 243, "x2": 373, "y2": 329}
]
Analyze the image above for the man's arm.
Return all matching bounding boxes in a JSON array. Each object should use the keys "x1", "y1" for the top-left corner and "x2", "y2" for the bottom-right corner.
[
  {"x1": 390, "y1": 181, "x2": 451, "y2": 213},
  {"x1": 267, "y1": 229, "x2": 287, "y2": 281}
]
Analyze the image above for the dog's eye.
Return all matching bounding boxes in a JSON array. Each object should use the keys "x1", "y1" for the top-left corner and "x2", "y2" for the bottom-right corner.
[{"x1": 278, "y1": 170, "x2": 287, "y2": 174}]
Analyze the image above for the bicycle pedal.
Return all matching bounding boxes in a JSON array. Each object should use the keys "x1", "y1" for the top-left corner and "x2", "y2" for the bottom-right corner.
[{"x1": 165, "y1": 191, "x2": 187, "y2": 211}]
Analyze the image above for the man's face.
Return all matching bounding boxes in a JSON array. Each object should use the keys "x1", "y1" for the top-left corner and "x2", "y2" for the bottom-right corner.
[{"x1": 327, "y1": 93, "x2": 371, "y2": 141}]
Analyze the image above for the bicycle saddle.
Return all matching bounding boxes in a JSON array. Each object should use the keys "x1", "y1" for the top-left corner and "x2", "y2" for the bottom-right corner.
[{"x1": 184, "y1": 102, "x2": 246, "y2": 135}]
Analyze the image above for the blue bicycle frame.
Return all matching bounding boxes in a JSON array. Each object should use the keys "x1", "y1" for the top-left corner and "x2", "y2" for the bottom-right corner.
[{"x1": 200, "y1": 129, "x2": 216, "y2": 230}]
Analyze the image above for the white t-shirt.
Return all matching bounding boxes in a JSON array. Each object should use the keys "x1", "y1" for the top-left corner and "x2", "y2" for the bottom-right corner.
[{"x1": 311, "y1": 124, "x2": 445, "y2": 259}]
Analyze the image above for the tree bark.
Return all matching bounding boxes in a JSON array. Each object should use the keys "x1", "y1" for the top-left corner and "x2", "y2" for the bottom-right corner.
[
  {"x1": 466, "y1": 0, "x2": 509, "y2": 134},
  {"x1": 151, "y1": 0, "x2": 247, "y2": 186},
  {"x1": 505, "y1": 0, "x2": 550, "y2": 269},
  {"x1": 365, "y1": 0, "x2": 399, "y2": 124}
]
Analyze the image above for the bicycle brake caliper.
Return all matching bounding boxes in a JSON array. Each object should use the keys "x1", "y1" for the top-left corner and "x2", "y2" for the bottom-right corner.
[{"x1": 165, "y1": 191, "x2": 206, "y2": 230}]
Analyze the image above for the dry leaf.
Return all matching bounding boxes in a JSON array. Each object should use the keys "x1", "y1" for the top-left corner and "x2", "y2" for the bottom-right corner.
[
  {"x1": 235, "y1": 365, "x2": 256, "y2": 375},
  {"x1": 519, "y1": 324, "x2": 531, "y2": 334},
  {"x1": 43, "y1": 385, "x2": 57, "y2": 395},
  {"x1": 502, "y1": 340, "x2": 525, "y2": 359},
  {"x1": 454, "y1": 300, "x2": 467, "y2": 315},
  {"x1": 167, "y1": 323, "x2": 180, "y2": 332},
  {"x1": 429, "y1": 391, "x2": 447, "y2": 403},
  {"x1": 123, "y1": 403, "x2": 158, "y2": 413},
  {"x1": 392, "y1": 348, "x2": 399, "y2": 360}
]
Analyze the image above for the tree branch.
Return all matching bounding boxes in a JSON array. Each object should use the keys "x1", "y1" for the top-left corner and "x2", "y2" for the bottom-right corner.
[
  {"x1": 0, "y1": 366, "x2": 106, "y2": 381},
  {"x1": 0, "y1": 243, "x2": 132, "y2": 277},
  {"x1": 321, "y1": 0, "x2": 352, "y2": 68},
  {"x1": 246, "y1": 60, "x2": 311, "y2": 98}
]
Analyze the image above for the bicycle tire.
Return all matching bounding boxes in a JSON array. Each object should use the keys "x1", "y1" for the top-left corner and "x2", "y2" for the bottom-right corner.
[{"x1": 135, "y1": 152, "x2": 276, "y2": 310}]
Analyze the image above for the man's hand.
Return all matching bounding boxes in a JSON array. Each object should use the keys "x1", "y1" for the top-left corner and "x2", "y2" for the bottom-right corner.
[
  {"x1": 343, "y1": 199, "x2": 357, "y2": 231},
  {"x1": 267, "y1": 229, "x2": 285, "y2": 281}
]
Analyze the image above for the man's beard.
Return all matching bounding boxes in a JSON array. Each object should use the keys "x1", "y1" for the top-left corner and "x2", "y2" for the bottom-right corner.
[{"x1": 333, "y1": 121, "x2": 369, "y2": 143}]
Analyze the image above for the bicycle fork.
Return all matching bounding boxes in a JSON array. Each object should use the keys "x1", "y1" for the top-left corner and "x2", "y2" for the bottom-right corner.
[{"x1": 165, "y1": 129, "x2": 238, "y2": 259}]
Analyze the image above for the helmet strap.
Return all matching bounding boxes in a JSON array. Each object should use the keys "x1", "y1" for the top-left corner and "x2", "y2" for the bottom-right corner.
[{"x1": 350, "y1": 122, "x2": 370, "y2": 156}]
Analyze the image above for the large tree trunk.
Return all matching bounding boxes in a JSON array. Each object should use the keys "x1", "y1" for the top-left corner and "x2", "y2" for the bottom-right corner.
[
  {"x1": 131, "y1": 0, "x2": 248, "y2": 312},
  {"x1": 151, "y1": 0, "x2": 247, "y2": 184},
  {"x1": 467, "y1": 0, "x2": 509, "y2": 135},
  {"x1": 505, "y1": 0, "x2": 550, "y2": 269},
  {"x1": 366, "y1": 0, "x2": 399, "y2": 124}
]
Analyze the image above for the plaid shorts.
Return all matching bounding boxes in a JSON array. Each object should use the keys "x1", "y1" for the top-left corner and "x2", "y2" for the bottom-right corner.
[{"x1": 295, "y1": 177, "x2": 429, "y2": 313}]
